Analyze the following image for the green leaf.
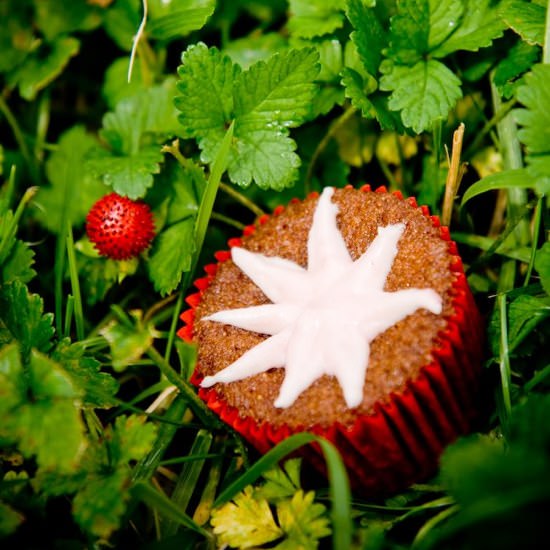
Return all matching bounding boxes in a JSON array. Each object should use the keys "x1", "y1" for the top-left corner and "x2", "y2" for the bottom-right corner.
[
  {"x1": 229, "y1": 129, "x2": 301, "y2": 190},
  {"x1": 428, "y1": 0, "x2": 464, "y2": 51},
  {"x1": 432, "y1": 0, "x2": 507, "y2": 56},
  {"x1": 74, "y1": 248, "x2": 132, "y2": 306},
  {"x1": 0, "y1": 0, "x2": 34, "y2": 73},
  {"x1": 51, "y1": 339, "x2": 119, "y2": 409},
  {"x1": 0, "y1": 501, "x2": 24, "y2": 537},
  {"x1": 461, "y1": 168, "x2": 543, "y2": 206},
  {"x1": 214, "y1": 433, "x2": 352, "y2": 550},
  {"x1": 436, "y1": 401, "x2": 550, "y2": 547},
  {"x1": 493, "y1": 40, "x2": 540, "y2": 99},
  {"x1": 7, "y1": 37, "x2": 80, "y2": 100},
  {"x1": 225, "y1": 32, "x2": 289, "y2": 70},
  {"x1": 508, "y1": 393, "x2": 550, "y2": 450},
  {"x1": 147, "y1": 0, "x2": 216, "y2": 40},
  {"x1": 341, "y1": 67, "x2": 378, "y2": 119},
  {"x1": 535, "y1": 242, "x2": 550, "y2": 296},
  {"x1": 102, "y1": 81, "x2": 183, "y2": 149},
  {"x1": 99, "y1": 315, "x2": 154, "y2": 371},
  {"x1": 287, "y1": 0, "x2": 347, "y2": 39},
  {"x1": 440, "y1": 434, "x2": 549, "y2": 507},
  {"x1": 276, "y1": 490, "x2": 331, "y2": 547},
  {"x1": 506, "y1": 295, "x2": 550, "y2": 352},
  {"x1": 233, "y1": 48, "x2": 319, "y2": 129},
  {"x1": 0, "y1": 235, "x2": 35, "y2": 285},
  {"x1": 72, "y1": 469, "x2": 130, "y2": 539},
  {"x1": 34, "y1": 0, "x2": 101, "y2": 41},
  {"x1": 499, "y1": 0, "x2": 546, "y2": 46},
  {"x1": 211, "y1": 486, "x2": 284, "y2": 549},
  {"x1": 515, "y1": 64, "x2": 550, "y2": 178},
  {"x1": 380, "y1": 59, "x2": 462, "y2": 133},
  {"x1": 387, "y1": 0, "x2": 429, "y2": 64},
  {"x1": 48, "y1": 414, "x2": 156, "y2": 539},
  {"x1": 35, "y1": 126, "x2": 108, "y2": 233},
  {"x1": 102, "y1": 57, "x2": 147, "y2": 110},
  {"x1": 0, "y1": 281, "x2": 55, "y2": 360},
  {"x1": 89, "y1": 82, "x2": 183, "y2": 198},
  {"x1": 176, "y1": 45, "x2": 320, "y2": 190},
  {"x1": 87, "y1": 145, "x2": 163, "y2": 199},
  {"x1": 3, "y1": 349, "x2": 86, "y2": 472},
  {"x1": 257, "y1": 458, "x2": 302, "y2": 501},
  {"x1": 175, "y1": 43, "x2": 238, "y2": 143},
  {"x1": 108, "y1": 415, "x2": 158, "y2": 465},
  {"x1": 0, "y1": 343, "x2": 26, "y2": 414},
  {"x1": 148, "y1": 219, "x2": 195, "y2": 295},
  {"x1": 103, "y1": 0, "x2": 141, "y2": 51},
  {"x1": 346, "y1": 0, "x2": 387, "y2": 76}
]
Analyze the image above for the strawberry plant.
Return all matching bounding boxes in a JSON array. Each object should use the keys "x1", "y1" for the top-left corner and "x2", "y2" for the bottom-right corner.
[{"x1": 1, "y1": 0, "x2": 549, "y2": 548}]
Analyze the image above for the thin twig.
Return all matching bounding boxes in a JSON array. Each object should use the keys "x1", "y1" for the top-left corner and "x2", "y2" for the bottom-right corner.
[
  {"x1": 219, "y1": 182, "x2": 265, "y2": 217},
  {"x1": 128, "y1": 0, "x2": 148, "y2": 83},
  {"x1": 304, "y1": 106, "x2": 357, "y2": 193},
  {"x1": 442, "y1": 123, "x2": 466, "y2": 227}
]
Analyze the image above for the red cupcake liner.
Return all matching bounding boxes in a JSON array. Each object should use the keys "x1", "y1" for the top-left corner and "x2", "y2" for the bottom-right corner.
[{"x1": 178, "y1": 185, "x2": 484, "y2": 497}]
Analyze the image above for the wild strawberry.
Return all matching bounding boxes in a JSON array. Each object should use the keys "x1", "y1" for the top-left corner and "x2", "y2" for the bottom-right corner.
[{"x1": 86, "y1": 193, "x2": 155, "y2": 260}]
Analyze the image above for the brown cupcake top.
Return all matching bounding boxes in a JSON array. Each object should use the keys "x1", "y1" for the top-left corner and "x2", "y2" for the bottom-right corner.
[{"x1": 193, "y1": 187, "x2": 457, "y2": 429}]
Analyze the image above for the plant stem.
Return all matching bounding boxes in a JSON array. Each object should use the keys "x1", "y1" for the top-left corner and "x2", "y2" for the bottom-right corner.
[
  {"x1": 442, "y1": 123, "x2": 465, "y2": 227},
  {"x1": 491, "y1": 79, "x2": 530, "y2": 293},
  {"x1": 133, "y1": 393, "x2": 188, "y2": 483},
  {"x1": 523, "y1": 196, "x2": 543, "y2": 286},
  {"x1": 146, "y1": 346, "x2": 224, "y2": 429},
  {"x1": 34, "y1": 91, "x2": 50, "y2": 164},
  {"x1": 164, "y1": 288, "x2": 185, "y2": 362},
  {"x1": 0, "y1": 94, "x2": 38, "y2": 182},
  {"x1": 128, "y1": 0, "x2": 148, "y2": 83},
  {"x1": 463, "y1": 98, "x2": 515, "y2": 160},
  {"x1": 211, "y1": 210, "x2": 246, "y2": 230},
  {"x1": 219, "y1": 181, "x2": 264, "y2": 217},
  {"x1": 164, "y1": 429, "x2": 213, "y2": 536},
  {"x1": 66, "y1": 223, "x2": 85, "y2": 341},
  {"x1": 304, "y1": 105, "x2": 357, "y2": 193},
  {"x1": 0, "y1": 184, "x2": 37, "y2": 264},
  {"x1": 498, "y1": 293, "x2": 513, "y2": 426}
]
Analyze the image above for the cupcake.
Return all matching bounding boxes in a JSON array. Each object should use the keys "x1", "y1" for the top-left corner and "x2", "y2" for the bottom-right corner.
[{"x1": 178, "y1": 185, "x2": 484, "y2": 496}]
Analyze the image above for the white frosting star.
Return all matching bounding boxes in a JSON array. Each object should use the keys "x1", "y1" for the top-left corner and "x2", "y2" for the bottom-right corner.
[{"x1": 201, "y1": 187, "x2": 442, "y2": 409}]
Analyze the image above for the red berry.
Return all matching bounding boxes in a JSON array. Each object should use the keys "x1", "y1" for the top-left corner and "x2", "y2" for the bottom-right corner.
[{"x1": 86, "y1": 193, "x2": 155, "y2": 260}]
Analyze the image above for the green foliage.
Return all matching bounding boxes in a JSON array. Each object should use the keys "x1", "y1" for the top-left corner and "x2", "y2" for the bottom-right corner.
[
  {"x1": 500, "y1": 0, "x2": 547, "y2": 45},
  {"x1": 37, "y1": 414, "x2": 158, "y2": 539},
  {"x1": 88, "y1": 82, "x2": 183, "y2": 199},
  {"x1": 0, "y1": 501, "x2": 24, "y2": 537},
  {"x1": 0, "y1": 195, "x2": 36, "y2": 285},
  {"x1": 380, "y1": 60, "x2": 462, "y2": 133},
  {"x1": 35, "y1": 126, "x2": 108, "y2": 233},
  {"x1": 211, "y1": 459, "x2": 331, "y2": 549},
  {"x1": 51, "y1": 339, "x2": 119, "y2": 409},
  {"x1": 147, "y1": 0, "x2": 216, "y2": 41},
  {"x1": 7, "y1": 36, "x2": 80, "y2": 101},
  {"x1": 0, "y1": 281, "x2": 55, "y2": 359},
  {"x1": 176, "y1": 44, "x2": 320, "y2": 189},
  {"x1": 0, "y1": 343, "x2": 85, "y2": 472},
  {"x1": 1, "y1": 0, "x2": 549, "y2": 547},
  {"x1": 100, "y1": 312, "x2": 155, "y2": 372},
  {"x1": 428, "y1": 396, "x2": 550, "y2": 549},
  {"x1": 515, "y1": 63, "x2": 550, "y2": 178},
  {"x1": 346, "y1": 0, "x2": 506, "y2": 132},
  {"x1": 535, "y1": 242, "x2": 550, "y2": 296},
  {"x1": 287, "y1": 0, "x2": 347, "y2": 39}
]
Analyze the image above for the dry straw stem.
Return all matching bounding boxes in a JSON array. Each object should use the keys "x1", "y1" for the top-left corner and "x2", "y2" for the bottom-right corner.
[{"x1": 442, "y1": 123, "x2": 466, "y2": 228}]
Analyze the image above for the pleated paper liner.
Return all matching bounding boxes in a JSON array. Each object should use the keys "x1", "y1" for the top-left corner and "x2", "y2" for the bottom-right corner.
[{"x1": 178, "y1": 184, "x2": 484, "y2": 497}]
